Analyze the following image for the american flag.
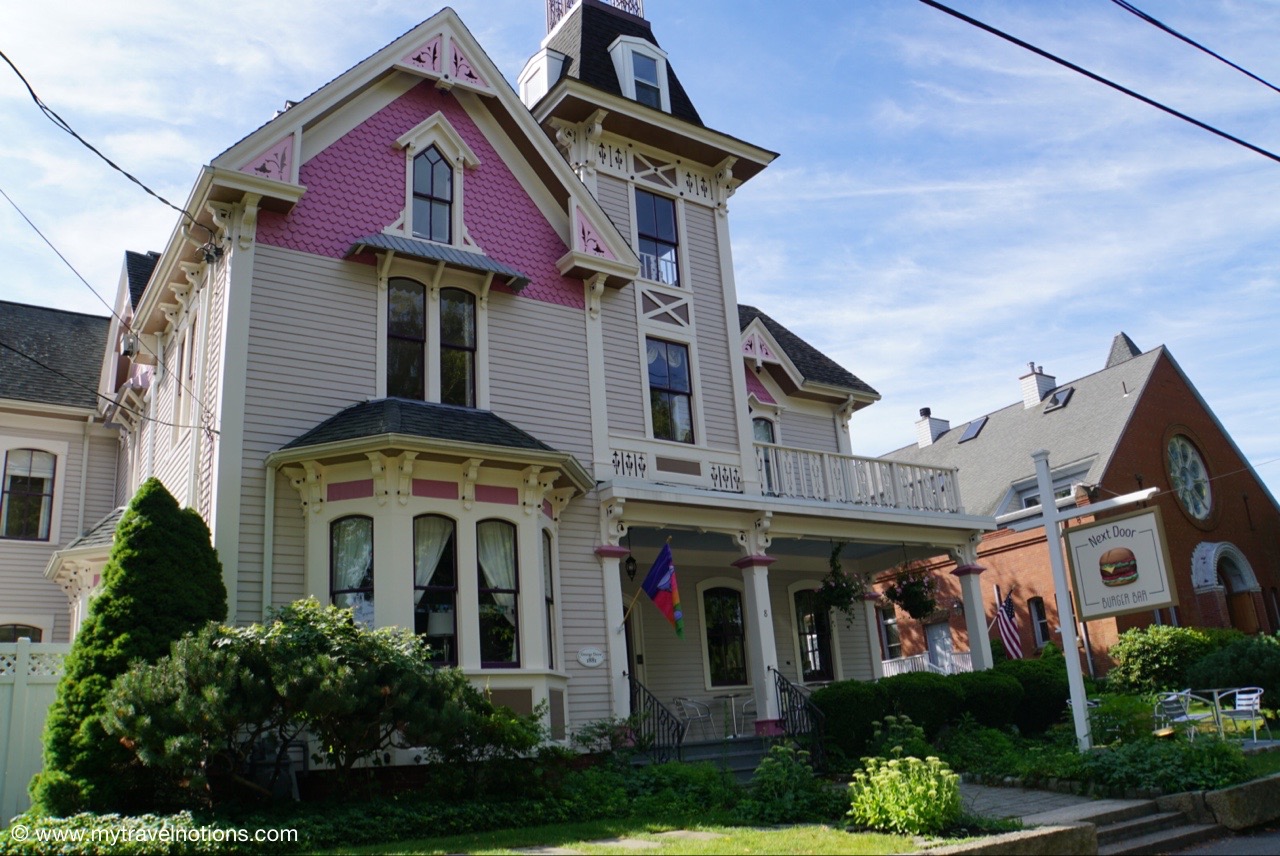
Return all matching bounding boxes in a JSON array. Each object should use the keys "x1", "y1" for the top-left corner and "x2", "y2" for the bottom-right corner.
[{"x1": 996, "y1": 586, "x2": 1023, "y2": 659}]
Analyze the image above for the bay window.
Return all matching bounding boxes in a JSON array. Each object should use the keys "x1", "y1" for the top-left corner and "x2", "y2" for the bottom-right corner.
[
  {"x1": 331, "y1": 516, "x2": 374, "y2": 628},
  {"x1": 477, "y1": 519, "x2": 519, "y2": 667},
  {"x1": 414, "y1": 515, "x2": 457, "y2": 666}
]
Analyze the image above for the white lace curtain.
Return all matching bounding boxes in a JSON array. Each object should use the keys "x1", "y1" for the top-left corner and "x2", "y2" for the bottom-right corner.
[
  {"x1": 477, "y1": 520, "x2": 517, "y2": 624},
  {"x1": 331, "y1": 517, "x2": 373, "y2": 627},
  {"x1": 413, "y1": 516, "x2": 454, "y2": 604}
]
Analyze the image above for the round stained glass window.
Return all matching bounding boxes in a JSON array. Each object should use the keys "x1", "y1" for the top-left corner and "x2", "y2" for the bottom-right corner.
[{"x1": 1168, "y1": 435, "x2": 1212, "y2": 520}]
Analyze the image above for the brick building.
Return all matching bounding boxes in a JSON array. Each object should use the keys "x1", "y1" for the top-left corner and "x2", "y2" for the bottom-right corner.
[{"x1": 877, "y1": 334, "x2": 1280, "y2": 675}]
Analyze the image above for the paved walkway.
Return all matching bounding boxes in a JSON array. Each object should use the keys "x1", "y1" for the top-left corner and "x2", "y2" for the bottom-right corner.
[{"x1": 959, "y1": 782, "x2": 1153, "y2": 826}]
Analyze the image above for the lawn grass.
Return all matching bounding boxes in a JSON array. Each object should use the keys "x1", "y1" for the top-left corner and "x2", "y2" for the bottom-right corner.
[
  {"x1": 329, "y1": 818, "x2": 915, "y2": 855},
  {"x1": 1246, "y1": 748, "x2": 1280, "y2": 779}
]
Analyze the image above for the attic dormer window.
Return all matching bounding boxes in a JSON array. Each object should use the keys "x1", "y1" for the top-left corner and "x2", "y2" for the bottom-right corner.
[
  {"x1": 413, "y1": 145, "x2": 453, "y2": 244},
  {"x1": 609, "y1": 37, "x2": 670, "y2": 112}
]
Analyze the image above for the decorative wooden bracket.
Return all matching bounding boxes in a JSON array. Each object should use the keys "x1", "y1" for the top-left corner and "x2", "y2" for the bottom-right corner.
[
  {"x1": 548, "y1": 487, "x2": 575, "y2": 523},
  {"x1": 478, "y1": 271, "x2": 494, "y2": 309},
  {"x1": 428, "y1": 260, "x2": 446, "y2": 301},
  {"x1": 735, "y1": 510, "x2": 773, "y2": 555},
  {"x1": 239, "y1": 192, "x2": 261, "y2": 251},
  {"x1": 586, "y1": 273, "x2": 607, "y2": 319},
  {"x1": 396, "y1": 452, "x2": 418, "y2": 505},
  {"x1": 460, "y1": 458, "x2": 483, "y2": 510},
  {"x1": 303, "y1": 462, "x2": 325, "y2": 514},
  {"x1": 367, "y1": 453, "x2": 388, "y2": 506},
  {"x1": 602, "y1": 498, "x2": 628, "y2": 544}
]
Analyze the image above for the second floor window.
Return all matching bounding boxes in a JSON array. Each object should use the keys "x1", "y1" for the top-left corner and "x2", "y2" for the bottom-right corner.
[
  {"x1": 1, "y1": 449, "x2": 55, "y2": 540},
  {"x1": 388, "y1": 278, "x2": 426, "y2": 399},
  {"x1": 635, "y1": 189, "x2": 679, "y2": 286},
  {"x1": 413, "y1": 145, "x2": 453, "y2": 243},
  {"x1": 440, "y1": 288, "x2": 476, "y2": 408},
  {"x1": 646, "y1": 338, "x2": 693, "y2": 444}
]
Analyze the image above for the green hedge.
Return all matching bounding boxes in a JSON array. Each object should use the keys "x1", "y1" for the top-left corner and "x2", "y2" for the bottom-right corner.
[
  {"x1": 811, "y1": 679, "x2": 888, "y2": 761},
  {"x1": 1186, "y1": 635, "x2": 1280, "y2": 711},
  {"x1": 1107, "y1": 625, "x2": 1244, "y2": 695},
  {"x1": 950, "y1": 670, "x2": 1025, "y2": 729},
  {"x1": 994, "y1": 656, "x2": 1069, "y2": 734},
  {"x1": 878, "y1": 672, "x2": 965, "y2": 739}
]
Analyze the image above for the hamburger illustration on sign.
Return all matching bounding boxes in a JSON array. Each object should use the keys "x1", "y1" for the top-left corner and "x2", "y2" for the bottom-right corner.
[
  {"x1": 1099, "y1": 547, "x2": 1138, "y2": 587},
  {"x1": 1065, "y1": 507, "x2": 1175, "y2": 621}
]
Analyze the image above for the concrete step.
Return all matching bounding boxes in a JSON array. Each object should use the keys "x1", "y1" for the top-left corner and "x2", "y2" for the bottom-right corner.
[
  {"x1": 1096, "y1": 811, "x2": 1188, "y2": 846},
  {"x1": 1023, "y1": 798, "x2": 1158, "y2": 828},
  {"x1": 1097, "y1": 822, "x2": 1224, "y2": 856}
]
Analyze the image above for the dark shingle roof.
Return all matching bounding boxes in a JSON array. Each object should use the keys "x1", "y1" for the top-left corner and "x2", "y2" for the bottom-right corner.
[
  {"x1": 737, "y1": 305, "x2": 878, "y2": 397},
  {"x1": 64, "y1": 507, "x2": 126, "y2": 551},
  {"x1": 545, "y1": 0, "x2": 703, "y2": 125},
  {"x1": 0, "y1": 301, "x2": 109, "y2": 409},
  {"x1": 124, "y1": 251, "x2": 160, "y2": 308},
  {"x1": 283, "y1": 398, "x2": 559, "y2": 452},
  {"x1": 349, "y1": 235, "x2": 530, "y2": 290},
  {"x1": 883, "y1": 347, "x2": 1164, "y2": 517},
  {"x1": 1105, "y1": 332, "x2": 1142, "y2": 369}
]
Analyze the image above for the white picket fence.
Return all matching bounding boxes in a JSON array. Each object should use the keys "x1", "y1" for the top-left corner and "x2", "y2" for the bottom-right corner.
[{"x1": 1, "y1": 639, "x2": 69, "y2": 823}]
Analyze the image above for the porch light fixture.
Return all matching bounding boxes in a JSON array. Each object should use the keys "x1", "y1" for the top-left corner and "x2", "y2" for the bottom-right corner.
[{"x1": 624, "y1": 532, "x2": 638, "y2": 581}]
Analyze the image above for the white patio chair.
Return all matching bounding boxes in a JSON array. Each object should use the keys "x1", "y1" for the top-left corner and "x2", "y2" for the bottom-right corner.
[
  {"x1": 1220, "y1": 687, "x2": 1274, "y2": 742},
  {"x1": 1155, "y1": 690, "x2": 1212, "y2": 740},
  {"x1": 672, "y1": 697, "x2": 713, "y2": 741}
]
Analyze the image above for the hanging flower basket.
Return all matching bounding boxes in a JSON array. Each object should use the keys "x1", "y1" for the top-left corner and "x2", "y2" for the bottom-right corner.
[
  {"x1": 816, "y1": 543, "x2": 867, "y2": 622},
  {"x1": 883, "y1": 565, "x2": 939, "y2": 620}
]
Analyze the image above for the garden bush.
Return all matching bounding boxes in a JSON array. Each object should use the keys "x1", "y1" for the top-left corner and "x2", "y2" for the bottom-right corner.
[
  {"x1": 102, "y1": 600, "x2": 543, "y2": 808},
  {"x1": 1088, "y1": 693, "x2": 1156, "y2": 745},
  {"x1": 866, "y1": 715, "x2": 935, "y2": 760},
  {"x1": 1186, "y1": 634, "x2": 1280, "y2": 713},
  {"x1": 950, "y1": 669, "x2": 1025, "y2": 729},
  {"x1": 995, "y1": 656, "x2": 1069, "y2": 734},
  {"x1": 1107, "y1": 625, "x2": 1243, "y2": 695},
  {"x1": 32, "y1": 479, "x2": 227, "y2": 816},
  {"x1": 1085, "y1": 737, "x2": 1250, "y2": 793},
  {"x1": 734, "y1": 743, "x2": 845, "y2": 824},
  {"x1": 878, "y1": 671, "x2": 965, "y2": 739},
  {"x1": 811, "y1": 679, "x2": 888, "y2": 760},
  {"x1": 848, "y1": 755, "x2": 960, "y2": 835}
]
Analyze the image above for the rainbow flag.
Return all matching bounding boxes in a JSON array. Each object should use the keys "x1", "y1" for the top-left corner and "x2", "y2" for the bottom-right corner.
[{"x1": 641, "y1": 543, "x2": 683, "y2": 638}]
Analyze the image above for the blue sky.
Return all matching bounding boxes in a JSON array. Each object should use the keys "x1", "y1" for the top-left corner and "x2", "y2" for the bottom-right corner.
[{"x1": 2, "y1": 0, "x2": 1278, "y2": 501}]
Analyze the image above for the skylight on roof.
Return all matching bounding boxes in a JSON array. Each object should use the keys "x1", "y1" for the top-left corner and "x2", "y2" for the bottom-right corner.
[
  {"x1": 957, "y1": 415, "x2": 988, "y2": 443},
  {"x1": 1044, "y1": 387, "x2": 1074, "y2": 412}
]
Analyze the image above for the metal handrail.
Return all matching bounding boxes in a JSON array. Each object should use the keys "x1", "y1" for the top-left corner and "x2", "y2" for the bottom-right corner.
[
  {"x1": 769, "y1": 666, "x2": 826, "y2": 769},
  {"x1": 625, "y1": 672, "x2": 684, "y2": 763}
]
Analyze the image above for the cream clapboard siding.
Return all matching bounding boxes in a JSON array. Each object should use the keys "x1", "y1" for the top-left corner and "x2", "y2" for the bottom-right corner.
[
  {"x1": 595, "y1": 174, "x2": 632, "y2": 243},
  {"x1": 488, "y1": 295, "x2": 593, "y2": 468},
  {"x1": 114, "y1": 427, "x2": 135, "y2": 506},
  {"x1": 600, "y1": 288, "x2": 646, "y2": 437},
  {"x1": 84, "y1": 434, "x2": 118, "y2": 527},
  {"x1": 556, "y1": 495, "x2": 612, "y2": 728},
  {"x1": 198, "y1": 260, "x2": 229, "y2": 521},
  {"x1": 241, "y1": 245, "x2": 378, "y2": 622},
  {"x1": 147, "y1": 338, "x2": 194, "y2": 506},
  {"x1": 269, "y1": 469, "x2": 306, "y2": 608},
  {"x1": 684, "y1": 205, "x2": 737, "y2": 451},
  {"x1": 0, "y1": 416, "x2": 107, "y2": 642},
  {"x1": 781, "y1": 409, "x2": 842, "y2": 454}
]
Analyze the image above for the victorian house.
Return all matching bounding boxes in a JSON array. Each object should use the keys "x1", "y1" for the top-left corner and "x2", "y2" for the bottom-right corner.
[{"x1": 5, "y1": 0, "x2": 995, "y2": 743}]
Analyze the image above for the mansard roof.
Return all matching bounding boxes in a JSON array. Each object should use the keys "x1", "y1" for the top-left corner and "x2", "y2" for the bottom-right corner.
[
  {"x1": 737, "y1": 305, "x2": 879, "y2": 398},
  {"x1": 124, "y1": 251, "x2": 160, "y2": 308},
  {"x1": 283, "y1": 398, "x2": 559, "y2": 453},
  {"x1": 0, "y1": 301, "x2": 109, "y2": 409},
  {"x1": 544, "y1": 0, "x2": 703, "y2": 125}
]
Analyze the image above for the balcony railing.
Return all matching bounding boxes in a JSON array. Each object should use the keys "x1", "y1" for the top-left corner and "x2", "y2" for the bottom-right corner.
[
  {"x1": 881, "y1": 651, "x2": 974, "y2": 677},
  {"x1": 755, "y1": 443, "x2": 962, "y2": 514}
]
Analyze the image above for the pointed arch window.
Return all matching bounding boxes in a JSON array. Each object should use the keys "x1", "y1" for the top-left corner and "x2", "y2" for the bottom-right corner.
[{"x1": 413, "y1": 145, "x2": 453, "y2": 244}]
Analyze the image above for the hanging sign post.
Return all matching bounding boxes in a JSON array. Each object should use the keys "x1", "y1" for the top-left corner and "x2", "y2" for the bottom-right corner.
[{"x1": 1031, "y1": 450, "x2": 1160, "y2": 752}]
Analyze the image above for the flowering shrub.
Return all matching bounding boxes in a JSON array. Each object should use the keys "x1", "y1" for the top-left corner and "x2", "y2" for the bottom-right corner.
[
  {"x1": 882, "y1": 564, "x2": 939, "y2": 619},
  {"x1": 848, "y1": 755, "x2": 960, "y2": 835},
  {"x1": 815, "y1": 543, "x2": 867, "y2": 622}
]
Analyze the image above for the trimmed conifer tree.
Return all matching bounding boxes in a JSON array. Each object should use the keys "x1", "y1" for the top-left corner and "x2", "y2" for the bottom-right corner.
[{"x1": 32, "y1": 477, "x2": 227, "y2": 815}]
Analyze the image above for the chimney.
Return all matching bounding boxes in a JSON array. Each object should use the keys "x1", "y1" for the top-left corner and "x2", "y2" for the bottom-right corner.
[
  {"x1": 1020, "y1": 362, "x2": 1056, "y2": 408},
  {"x1": 915, "y1": 407, "x2": 950, "y2": 448}
]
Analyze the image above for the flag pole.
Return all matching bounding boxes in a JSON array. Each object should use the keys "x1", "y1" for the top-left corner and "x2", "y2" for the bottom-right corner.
[
  {"x1": 988, "y1": 584, "x2": 1000, "y2": 631},
  {"x1": 620, "y1": 587, "x2": 644, "y2": 627}
]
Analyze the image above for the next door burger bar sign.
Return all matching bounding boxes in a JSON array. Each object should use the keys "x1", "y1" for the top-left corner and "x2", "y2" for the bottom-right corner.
[{"x1": 1065, "y1": 507, "x2": 1177, "y2": 621}]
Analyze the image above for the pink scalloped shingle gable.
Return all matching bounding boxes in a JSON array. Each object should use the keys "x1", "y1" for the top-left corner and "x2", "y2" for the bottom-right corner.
[{"x1": 256, "y1": 82, "x2": 583, "y2": 309}]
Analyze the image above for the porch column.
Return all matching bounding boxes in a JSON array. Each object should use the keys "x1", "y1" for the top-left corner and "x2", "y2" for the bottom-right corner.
[
  {"x1": 952, "y1": 564, "x2": 993, "y2": 671},
  {"x1": 734, "y1": 554, "x2": 780, "y2": 722},
  {"x1": 595, "y1": 544, "x2": 631, "y2": 719},
  {"x1": 862, "y1": 593, "x2": 885, "y2": 680}
]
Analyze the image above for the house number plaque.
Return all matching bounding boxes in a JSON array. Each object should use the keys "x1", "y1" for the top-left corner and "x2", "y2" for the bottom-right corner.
[{"x1": 576, "y1": 647, "x2": 606, "y2": 668}]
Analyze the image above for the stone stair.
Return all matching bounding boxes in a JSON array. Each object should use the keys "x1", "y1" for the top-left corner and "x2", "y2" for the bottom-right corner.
[{"x1": 1092, "y1": 799, "x2": 1223, "y2": 855}]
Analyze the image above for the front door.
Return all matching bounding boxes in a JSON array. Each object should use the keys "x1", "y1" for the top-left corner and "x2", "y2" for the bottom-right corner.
[
  {"x1": 926, "y1": 622, "x2": 955, "y2": 672},
  {"x1": 624, "y1": 610, "x2": 646, "y2": 684}
]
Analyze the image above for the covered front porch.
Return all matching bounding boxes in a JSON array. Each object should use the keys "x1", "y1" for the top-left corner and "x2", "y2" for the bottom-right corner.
[{"x1": 593, "y1": 482, "x2": 996, "y2": 745}]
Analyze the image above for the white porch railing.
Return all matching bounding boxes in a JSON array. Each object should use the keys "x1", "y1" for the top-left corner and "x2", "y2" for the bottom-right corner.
[
  {"x1": 881, "y1": 651, "x2": 974, "y2": 677},
  {"x1": 755, "y1": 443, "x2": 963, "y2": 514}
]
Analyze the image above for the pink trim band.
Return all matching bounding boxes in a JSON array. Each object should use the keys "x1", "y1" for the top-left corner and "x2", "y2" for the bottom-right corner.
[
  {"x1": 595, "y1": 545, "x2": 631, "y2": 559},
  {"x1": 732, "y1": 555, "x2": 776, "y2": 569},
  {"x1": 951, "y1": 564, "x2": 987, "y2": 578}
]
